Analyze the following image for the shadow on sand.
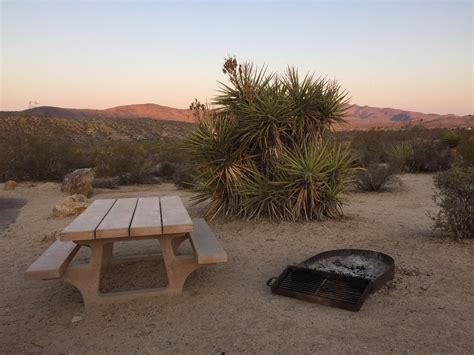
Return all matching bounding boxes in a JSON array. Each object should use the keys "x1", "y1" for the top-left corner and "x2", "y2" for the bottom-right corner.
[{"x1": 0, "y1": 198, "x2": 27, "y2": 232}]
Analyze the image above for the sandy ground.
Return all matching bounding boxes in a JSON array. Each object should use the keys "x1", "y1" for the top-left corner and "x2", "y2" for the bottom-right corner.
[{"x1": 0, "y1": 174, "x2": 473, "y2": 354}]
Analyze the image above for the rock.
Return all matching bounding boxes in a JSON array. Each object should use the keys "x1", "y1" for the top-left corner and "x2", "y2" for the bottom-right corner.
[
  {"x1": 61, "y1": 168, "x2": 94, "y2": 197},
  {"x1": 53, "y1": 194, "x2": 89, "y2": 217},
  {"x1": 71, "y1": 315, "x2": 83, "y2": 324},
  {"x1": 3, "y1": 180, "x2": 17, "y2": 190}
]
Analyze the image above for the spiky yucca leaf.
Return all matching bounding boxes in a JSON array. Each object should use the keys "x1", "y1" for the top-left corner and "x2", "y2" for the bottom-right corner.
[
  {"x1": 184, "y1": 112, "x2": 255, "y2": 219},
  {"x1": 284, "y1": 67, "x2": 349, "y2": 143},
  {"x1": 276, "y1": 141, "x2": 358, "y2": 220},
  {"x1": 238, "y1": 171, "x2": 288, "y2": 220}
]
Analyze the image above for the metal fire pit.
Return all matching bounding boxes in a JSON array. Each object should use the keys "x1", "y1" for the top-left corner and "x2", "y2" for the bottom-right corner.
[{"x1": 267, "y1": 249, "x2": 395, "y2": 311}]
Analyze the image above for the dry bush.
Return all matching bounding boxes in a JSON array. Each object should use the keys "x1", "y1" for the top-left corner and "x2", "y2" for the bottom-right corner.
[
  {"x1": 356, "y1": 163, "x2": 401, "y2": 192},
  {"x1": 93, "y1": 142, "x2": 159, "y2": 184},
  {"x1": 457, "y1": 137, "x2": 474, "y2": 167},
  {"x1": 410, "y1": 141, "x2": 453, "y2": 172},
  {"x1": 433, "y1": 166, "x2": 474, "y2": 239},
  {"x1": 350, "y1": 130, "x2": 388, "y2": 166},
  {"x1": 173, "y1": 166, "x2": 195, "y2": 189},
  {"x1": 92, "y1": 177, "x2": 119, "y2": 189},
  {"x1": 441, "y1": 131, "x2": 462, "y2": 149}
]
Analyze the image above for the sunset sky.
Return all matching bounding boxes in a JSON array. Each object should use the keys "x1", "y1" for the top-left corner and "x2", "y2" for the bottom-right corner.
[{"x1": 1, "y1": 1, "x2": 472, "y2": 115}]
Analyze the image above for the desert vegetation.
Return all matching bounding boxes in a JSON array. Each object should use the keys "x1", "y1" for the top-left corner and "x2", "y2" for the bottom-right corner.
[
  {"x1": 336, "y1": 128, "x2": 473, "y2": 192},
  {"x1": 1, "y1": 110, "x2": 472, "y2": 194},
  {"x1": 0, "y1": 125, "x2": 190, "y2": 185},
  {"x1": 1, "y1": 62, "x2": 473, "y2": 237},
  {"x1": 185, "y1": 57, "x2": 358, "y2": 221},
  {"x1": 432, "y1": 166, "x2": 474, "y2": 239}
]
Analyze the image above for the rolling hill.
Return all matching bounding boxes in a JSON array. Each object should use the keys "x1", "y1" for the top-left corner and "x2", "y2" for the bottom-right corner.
[
  {"x1": 338, "y1": 105, "x2": 473, "y2": 130},
  {"x1": 22, "y1": 103, "x2": 474, "y2": 130},
  {"x1": 2, "y1": 103, "x2": 472, "y2": 138},
  {"x1": 0, "y1": 113, "x2": 195, "y2": 143},
  {"x1": 22, "y1": 103, "x2": 194, "y2": 123}
]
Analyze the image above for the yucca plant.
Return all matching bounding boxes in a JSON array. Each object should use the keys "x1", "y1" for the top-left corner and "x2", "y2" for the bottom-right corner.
[
  {"x1": 389, "y1": 142, "x2": 415, "y2": 172},
  {"x1": 185, "y1": 57, "x2": 357, "y2": 221}
]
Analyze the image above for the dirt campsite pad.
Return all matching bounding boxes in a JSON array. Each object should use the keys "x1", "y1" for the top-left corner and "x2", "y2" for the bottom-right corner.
[{"x1": 1, "y1": 175, "x2": 473, "y2": 353}]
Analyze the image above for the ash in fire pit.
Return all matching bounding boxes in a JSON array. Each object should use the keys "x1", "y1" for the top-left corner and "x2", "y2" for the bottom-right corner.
[
  {"x1": 300, "y1": 249, "x2": 395, "y2": 290},
  {"x1": 306, "y1": 255, "x2": 388, "y2": 280}
]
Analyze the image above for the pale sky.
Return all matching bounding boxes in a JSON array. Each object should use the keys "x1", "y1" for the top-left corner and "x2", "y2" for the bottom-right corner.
[{"x1": 1, "y1": 0, "x2": 473, "y2": 115}]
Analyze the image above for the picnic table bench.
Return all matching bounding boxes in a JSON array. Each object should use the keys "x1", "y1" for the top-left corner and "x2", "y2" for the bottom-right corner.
[{"x1": 25, "y1": 196, "x2": 227, "y2": 306}]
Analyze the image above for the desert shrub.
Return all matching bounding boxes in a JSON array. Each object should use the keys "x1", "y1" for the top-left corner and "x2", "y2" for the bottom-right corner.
[
  {"x1": 356, "y1": 163, "x2": 400, "y2": 192},
  {"x1": 350, "y1": 130, "x2": 388, "y2": 165},
  {"x1": 432, "y1": 166, "x2": 474, "y2": 239},
  {"x1": 185, "y1": 57, "x2": 357, "y2": 221},
  {"x1": 94, "y1": 142, "x2": 157, "y2": 184},
  {"x1": 92, "y1": 177, "x2": 119, "y2": 189},
  {"x1": 0, "y1": 126, "x2": 93, "y2": 181},
  {"x1": 441, "y1": 131, "x2": 462, "y2": 149},
  {"x1": 411, "y1": 141, "x2": 453, "y2": 172},
  {"x1": 154, "y1": 162, "x2": 177, "y2": 178},
  {"x1": 389, "y1": 142, "x2": 415, "y2": 172},
  {"x1": 334, "y1": 128, "x2": 473, "y2": 173},
  {"x1": 173, "y1": 166, "x2": 195, "y2": 189},
  {"x1": 457, "y1": 137, "x2": 474, "y2": 167},
  {"x1": 0, "y1": 119, "x2": 194, "y2": 184},
  {"x1": 155, "y1": 141, "x2": 191, "y2": 166}
]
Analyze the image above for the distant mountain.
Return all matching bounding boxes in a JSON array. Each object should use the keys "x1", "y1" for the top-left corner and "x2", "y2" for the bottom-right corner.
[
  {"x1": 22, "y1": 103, "x2": 194, "y2": 123},
  {"x1": 10, "y1": 103, "x2": 474, "y2": 130},
  {"x1": 338, "y1": 105, "x2": 473, "y2": 130}
]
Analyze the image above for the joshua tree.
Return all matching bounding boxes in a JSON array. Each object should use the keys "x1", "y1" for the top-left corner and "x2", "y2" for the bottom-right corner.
[{"x1": 185, "y1": 57, "x2": 357, "y2": 221}]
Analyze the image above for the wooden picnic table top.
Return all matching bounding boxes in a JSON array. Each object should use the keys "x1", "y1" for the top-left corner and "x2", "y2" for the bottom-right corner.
[{"x1": 60, "y1": 196, "x2": 193, "y2": 242}]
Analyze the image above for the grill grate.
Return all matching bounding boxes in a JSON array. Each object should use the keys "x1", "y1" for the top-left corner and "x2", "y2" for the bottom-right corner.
[{"x1": 267, "y1": 266, "x2": 373, "y2": 311}]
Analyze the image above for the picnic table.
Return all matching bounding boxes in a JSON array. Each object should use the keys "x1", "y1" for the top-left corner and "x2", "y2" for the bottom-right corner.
[{"x1": 25, "y1": 196, "x2": 227, "y2": 306}]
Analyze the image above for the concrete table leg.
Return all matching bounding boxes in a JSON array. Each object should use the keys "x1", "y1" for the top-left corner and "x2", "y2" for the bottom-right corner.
[{"x1": 62, "y1": 235, "x2": 202, "y2": 307}]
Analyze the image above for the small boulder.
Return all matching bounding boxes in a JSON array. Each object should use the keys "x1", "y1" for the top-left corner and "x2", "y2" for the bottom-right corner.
[
  {"x1": 53, "y1": 194, "x2": 89, "y2": 217},
  {"x1": 3, "y1": 180, "x2": 17, "y2": 190},
  {"x1": 71, "y1": 315, "x2": 83, "y2": 324},
  {"x1": 61, "y1": 168, "x2": 94, "y2": 197}
]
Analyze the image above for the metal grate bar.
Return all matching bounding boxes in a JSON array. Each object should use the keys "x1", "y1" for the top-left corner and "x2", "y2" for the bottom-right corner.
[{"x1": 269, "y1": 266, "x2": 373, "y2": 311}]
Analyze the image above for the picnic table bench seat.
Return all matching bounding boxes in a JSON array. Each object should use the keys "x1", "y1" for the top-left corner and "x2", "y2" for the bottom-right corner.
[
  {"x1": 189, "y1": 218, "x2": 227, "y2": 264},
  {"x1": 25, "y1": 240, "x2": 80, "y2": 280}
]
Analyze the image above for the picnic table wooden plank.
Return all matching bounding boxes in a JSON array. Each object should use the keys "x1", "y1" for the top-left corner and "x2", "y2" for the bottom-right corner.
[
  {"x1": 60, "y1": 199, "x2": 116, "y2": 241},
  {"x1": 25, "y1": 240, "x2": 80, "y2": 280},
  {"x1": 130, "y1": 197, "x2": 162, "y2": 237},
  {"x1": 189, "y1": 218, "x2": 227, "y2": 264},
  {"x1": 96, "y1": 198, "x2": 138, "y2": 239},
  {"x1": 160, "y1": 196, "x2": 193, "y2": 234}
]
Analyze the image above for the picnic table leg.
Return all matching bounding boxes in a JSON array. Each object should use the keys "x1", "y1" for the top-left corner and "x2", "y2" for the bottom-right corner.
[
  {"x1": 160, "y1": 236, "x2": 201, "y2": 293},
  {"x1": 62, "y1": 241, "x2": 107, "y2": 306},
  {"x1": 171, "y1": 234, "x2": 188, "y2": 254},
  {"x1": 102, "y1": 242, "x2": 114, "y2": 266}
]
